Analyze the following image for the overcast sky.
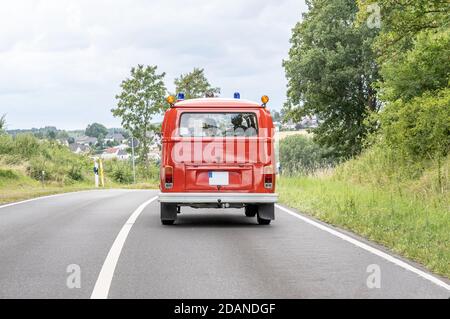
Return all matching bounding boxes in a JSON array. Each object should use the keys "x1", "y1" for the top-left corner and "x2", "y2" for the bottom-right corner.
[{"x1": 0, "y1": 0, "x2": 307, "y2": 130}]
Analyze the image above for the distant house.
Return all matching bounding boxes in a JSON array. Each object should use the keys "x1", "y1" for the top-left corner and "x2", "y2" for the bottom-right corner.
[
  {"x1": 75, "y1": 136, "x2": 98, "y2": 146},
  {"x1": 69, "y1": 143, "x2": 90, "y2": 154},
  {"x1": 104, "y1": 133, "x2": 125, "y2": 144},
  {"x1": 101, "y1": 147, "x2": 130, "y2": 161},
  {"x1": 300, "y1": 115, "x2": 318, "y2": 128},
  {"x1": 116, "y1": 143, "x2": 129, "y2": 151}
]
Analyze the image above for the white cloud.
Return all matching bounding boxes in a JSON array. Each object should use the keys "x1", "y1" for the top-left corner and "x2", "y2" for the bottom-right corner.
[{"x1": 0, "y1": 0, "x2": 307, "y2": 129}]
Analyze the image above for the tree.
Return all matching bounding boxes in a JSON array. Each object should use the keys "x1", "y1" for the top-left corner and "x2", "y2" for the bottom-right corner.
[
  {"x1": 271, "y1": 110, "x2": 281, "y2": 122},
  {"x1": 357, "y1": 0, "x2": 449, "y2": 59},
  {"x1": 0, "y1": 114, "x2": 5, "y2": 132},
  {"x1": 357, "y1": 0, "x2": 450, "y2": 180},
  {"x1": 47, "y1": 130, "x2": 57, "y2": 140},
  {"x1": 112, "y1": 65, "x2": 167, "y2": 165},
  {"x1": 283, "y1": 0, "x2": 380, "y2": 158},
  {"x1": 85, "y1": 123, "x2": 108, "y2": 138},
  {"x1": 174, "y1": 68, "x2": 220, "y2": 99},
  {"x1": 379, "y1": 30, "x2": 450, "y2": 102}
]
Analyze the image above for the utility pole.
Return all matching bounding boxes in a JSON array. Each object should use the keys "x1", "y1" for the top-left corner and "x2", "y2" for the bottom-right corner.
[{"x1": 131, "y1": 136, "x2": 136, "y2": 184}]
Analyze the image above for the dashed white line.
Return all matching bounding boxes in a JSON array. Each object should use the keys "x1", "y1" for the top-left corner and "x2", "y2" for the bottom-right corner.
[
  {"x1": 275, "y1": 204, "x2": 450, "y2": 291},
  {"x1": 90, "y1": 196, "x2": 158, "y2": 299}
]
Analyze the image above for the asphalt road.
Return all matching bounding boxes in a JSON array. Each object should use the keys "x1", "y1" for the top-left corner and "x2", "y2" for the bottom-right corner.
[{"x1": 0, "y1": 189, "x2": 448, "y2": 299}]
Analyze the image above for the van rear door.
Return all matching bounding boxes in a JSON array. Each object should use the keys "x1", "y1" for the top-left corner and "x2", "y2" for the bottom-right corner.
[{"x1": 175, "y1": 111, "x2": 268, "y2": 192}]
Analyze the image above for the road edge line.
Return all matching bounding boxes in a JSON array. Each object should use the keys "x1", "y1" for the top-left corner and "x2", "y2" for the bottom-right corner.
[
  {"x1": 0, "y1": 189, "x2": 157, "y2": 210},
  {"x1": 0, "y1": 190, "x2": 95, "y2": 210},
  {"x1": 90, "y1": 196, "x2": 158, "y2": 299},
  {"x1": 275, "y1": 204, "x2": 450, "y2": 291}
]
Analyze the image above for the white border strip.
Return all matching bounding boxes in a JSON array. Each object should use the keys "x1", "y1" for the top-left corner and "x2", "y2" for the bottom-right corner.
[
  {"x1": 0, "y1": 189, "x2": 156, "y2": 210},
  {"x1": 0, "y1": 190, "x2": 93, "y2": 209},
  {"x1": 275, "y1": 204, "x2": 450, "y2": 291},
  {"x1": 90, "y1": 196, "x2": 158, "y2": 299}
]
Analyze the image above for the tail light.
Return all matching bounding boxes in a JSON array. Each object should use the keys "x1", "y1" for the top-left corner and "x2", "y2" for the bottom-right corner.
[
  {"x1": 164, "y1": 166, "x2": 173, "y2": 189},
  {"x1": 263, "y1": 165, "x2": 274, "y2": 189}
]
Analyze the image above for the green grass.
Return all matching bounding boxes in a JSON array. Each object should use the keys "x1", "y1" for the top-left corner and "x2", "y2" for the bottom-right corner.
[
  {"x1": 0, "y1": 133, "x2": 159, "y2": 205},
  {"x1": 0, "y1": 167, "x2": 159, "y2": 205},
  {"x1": 277, "y1": 176, "x2": 450, "y2": 278}
]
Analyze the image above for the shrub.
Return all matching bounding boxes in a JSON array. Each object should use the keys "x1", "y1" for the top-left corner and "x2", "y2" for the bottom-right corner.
[
  {"x1": 0, "y1": 168, "x2": 18, "y2": 180},
  {"x1": 279, "y1": 135, "x2": 337, "y2": 175},
  {"x1": 14, "y1": 134, "x2": 41, "y2": 159},
  {"x1": 380, "y1": 88, "x2": 450, "y2": 162},
  {"x1": 112, "y1": 166, "x2": 134, "y2": 184},
  {"x1": 68, "y1": 164, "x2": 85, "y2": 181}
]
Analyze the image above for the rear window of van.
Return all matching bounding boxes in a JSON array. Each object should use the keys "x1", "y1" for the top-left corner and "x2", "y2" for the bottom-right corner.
[{"x1": 179, "y1": 112, "x2": 258, "y2": 137}]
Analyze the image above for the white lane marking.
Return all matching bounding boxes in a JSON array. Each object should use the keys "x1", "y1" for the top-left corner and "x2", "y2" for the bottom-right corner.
[
  {"x1": 275, "y1": 204, "x2": 450, "y2": 291},
  {"x1": 0, "y1": 191, "x2": 92, "y2": 209},
  {"x1": 0, "y1": 189, "x2": 156, "y2": 210},
  {"x1": 90, "y1": 196, "x2": 158, "y2": 299}
]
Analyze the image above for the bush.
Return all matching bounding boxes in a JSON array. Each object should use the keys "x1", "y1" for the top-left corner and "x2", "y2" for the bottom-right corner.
[
  {"x1": 0, "y1": 168, "x2": 18, "y2": 180},
  {"x1": 380, "y1": 88, "x2": 450, "y2": 162},
  {"x1": 279, "y1": 135, "x2": 337, "y2": 175},
  {"x1": 112, "y1": 165, "x2": 134, "y2": 184},
  {"x1": 14, "y1": 134, "x2": 41, "y2": 159},
  {"x1": 68, "y1": 164, "x2": 85, "y2": 181}
]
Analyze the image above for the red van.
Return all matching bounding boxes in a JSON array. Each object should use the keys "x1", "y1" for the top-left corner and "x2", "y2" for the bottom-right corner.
[{"x1": 158, "y1": 94, "x2": 278, "y2": 225}]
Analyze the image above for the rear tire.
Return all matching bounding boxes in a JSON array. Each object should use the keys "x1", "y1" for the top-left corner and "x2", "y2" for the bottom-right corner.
[
  {"x1": 160, "y1": 202, "x2": 177, "y2": 225},
  {"x1": 245, "y1": 205, "x2": 258, "y2": 217},
  {"x1": 257, "y1": 215, "x2": 271, "y2": 225}
]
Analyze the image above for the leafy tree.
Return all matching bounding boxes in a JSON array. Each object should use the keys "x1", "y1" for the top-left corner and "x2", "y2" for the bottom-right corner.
[
  {"x1": 357, "y1": 0, "x2": 450, "y2": 59},
  {"x1": 283, "y1": 0, "x2": 380, "y2": 158},
  {"x1": 0, "y1": 114, "x2": 6, "y2": 133},
  {"x1": 271, "y1": 110, "x2": 281, "y2": 122},
  {"x1": 280, "y1": 135, "x2": 336, "y2": 175},
  {"x1": 57, "y1": 130, "x2": 70, "y2": 140},
  {"x1": 379, "y1": 30, "x2": 450, "y2": 102},
  {"x1": 85, "y1": 123, "x2": 108, "y2": 138},
  {"x1": 380, "y1": 88, "x2": 450, "y2": 161},
  {"x1": 174, "y1": 68, "x2": 220, "y2": 99},
  {"x1": 112, "y1": 65, "x2": 167, "y2": 165},
  {"x1": 47, "y1": 130, "x2": 57, "y2": 140}
]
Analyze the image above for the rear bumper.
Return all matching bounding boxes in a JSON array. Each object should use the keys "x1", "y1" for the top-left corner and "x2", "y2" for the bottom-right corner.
[{"x1": 158, "y1": 192, "x2": 278, "y2": 204}]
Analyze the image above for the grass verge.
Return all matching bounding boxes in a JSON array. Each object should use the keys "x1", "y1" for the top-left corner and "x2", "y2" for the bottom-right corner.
[
  {"x1": 0, "y1": 167, "x2": 158, "y2": 205},
  {"x1": 277, "y1": 176, "x2": 449, "y2": 278}
]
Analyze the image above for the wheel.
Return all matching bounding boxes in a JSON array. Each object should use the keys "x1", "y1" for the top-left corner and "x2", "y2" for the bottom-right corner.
[
  {"x1": 160, "y1": 202, "x2": 177, "y2": 225},
  {"x1": 245, "y1": 205, "x2": 258, "y2": 217},
  {"x1": 257, "y1": 215, "x2": 271, "y2": 225}
]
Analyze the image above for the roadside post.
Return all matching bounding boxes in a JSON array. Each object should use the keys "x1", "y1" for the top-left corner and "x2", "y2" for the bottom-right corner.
[
  {"x1": 131, "y1": 136, "x2": 137, "y2": 184},
  {"x1": 41, "y1": 170, "x2": 45, "y2": 188},
  {"x1": 99, "y1": 159, "x2": 105, "y2": 187},
  {"x1": 94, "y1": 160, "x2": 99, "y2": 188}
]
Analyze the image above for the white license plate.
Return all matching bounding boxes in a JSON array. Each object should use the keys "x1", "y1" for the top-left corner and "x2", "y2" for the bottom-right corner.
[{"x1": 208, "y1": 171, "x2": 229, "y2": 186}]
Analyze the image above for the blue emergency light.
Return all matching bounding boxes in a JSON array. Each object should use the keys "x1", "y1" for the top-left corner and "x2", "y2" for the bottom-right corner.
[
  {"x1": 233, "y1": 92, "x2": 240, "y2": 99},
  {"x1": 177, "y1": 92, "x2": 185, "y2": 100}
]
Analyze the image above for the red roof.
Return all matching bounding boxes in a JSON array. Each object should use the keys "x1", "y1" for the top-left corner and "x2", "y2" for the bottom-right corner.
[{"x1": 105, "y1": 147, "x2": 119, "y2": 154}]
